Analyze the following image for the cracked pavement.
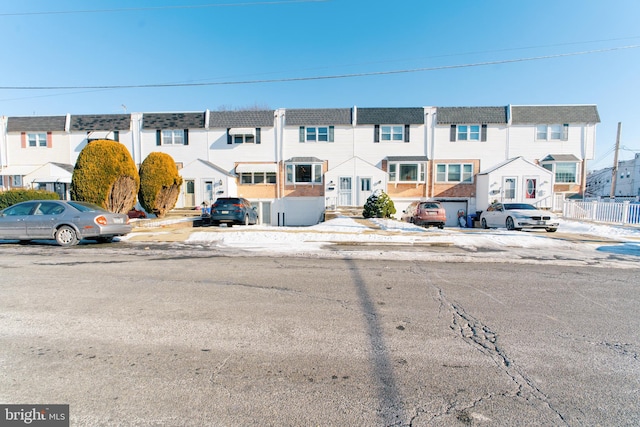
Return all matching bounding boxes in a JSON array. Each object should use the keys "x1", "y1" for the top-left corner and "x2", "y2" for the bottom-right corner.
[{"x1": 0, "y1": 245, "x2": 639, "y2": 426}]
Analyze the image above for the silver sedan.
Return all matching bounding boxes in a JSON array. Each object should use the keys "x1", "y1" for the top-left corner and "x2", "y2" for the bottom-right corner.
[
  {"x1": 0, "y1": 200, "x2": 132, "y2": 246},
  {"x1": 480, "y1": 202, "x2": 559, "y2": 232}
]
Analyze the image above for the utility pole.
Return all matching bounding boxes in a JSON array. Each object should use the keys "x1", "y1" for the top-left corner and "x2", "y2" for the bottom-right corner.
[{"x1": 610, "y1": 122, "x2": 622, "y2": 199}]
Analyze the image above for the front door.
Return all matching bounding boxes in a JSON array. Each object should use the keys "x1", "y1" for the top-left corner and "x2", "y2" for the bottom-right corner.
[
  {"x1": 358, "y1": 177, "x2": 372, "y2": 206},
  {"x1": 184, "y1": 180, "x2": 195, "y2": 207},
  {"x1": 338, "y1": 177, "x2": 352, "y2": 206}
]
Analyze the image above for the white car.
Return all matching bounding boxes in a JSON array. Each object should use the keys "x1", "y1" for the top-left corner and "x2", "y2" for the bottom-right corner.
[{"x1": 480, "y1": 202, "x2": 559, "y2": 232}]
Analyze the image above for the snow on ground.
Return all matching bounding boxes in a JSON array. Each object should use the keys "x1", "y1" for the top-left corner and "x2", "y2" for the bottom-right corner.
[{"x1": 179, "y1": 216, "x2": 640, "y2": 257}]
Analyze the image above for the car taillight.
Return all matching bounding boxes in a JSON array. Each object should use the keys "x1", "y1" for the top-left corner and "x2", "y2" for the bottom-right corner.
[
  {"x1": 95, "y1": 215, "x2": 108, "y2": 225},
  {"x1": 232, "y1": 204, "x2": 243, "y2": 207}
]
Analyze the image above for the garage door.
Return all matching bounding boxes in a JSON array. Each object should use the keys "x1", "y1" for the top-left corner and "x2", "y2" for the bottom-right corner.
[{"x1": 438, "y1": 201, "x2": 468, "y2": 227}]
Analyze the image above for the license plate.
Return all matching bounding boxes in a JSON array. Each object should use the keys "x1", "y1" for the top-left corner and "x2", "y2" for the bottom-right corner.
[
  {"x1": 221, "y1": 210, "x2": 229, "y2": 214},
  {"x1": 536, "y1": 221, "x2": 545, "y2": 225},
  {"x1": 114, "y1": 218, "x2": 123, "y2": 224}
]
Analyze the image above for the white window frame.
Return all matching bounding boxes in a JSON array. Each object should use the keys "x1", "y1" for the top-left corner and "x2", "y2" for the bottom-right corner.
[
  {"x1": 381, "y1": 125, "x2": 404, "y2": 142},
  {"x1": 457, "y1": 125, "x2": 480, "y2": 141},
  {"x1": 542, "y1": 162, "x2": 578, "y2": 184},
  {"x1": 388, "y1": 163, "x2": 425, "y2": 183},
  {"x1": 240, "y1": 172, "x2": 277, "y2": 184},
  {"x1": 536, "y1": 124, "x2": 566, "y2": 141},
  {"x1": 435, "y1": 163, "x2": 474, "y2": 183},
  {"x1": 285, "y1": 163, "x2": 323, "y2": 184},
  {"x1": 161, "y1": 129, "x2": 185, "y2": 145},
  {"x1": 304, "y1": 126, "x2": 330, "y2": 142},
  {"x1": 27, "y1": 133, "x2": 47, "y2": 148},
  {"x1": 234, "y1": 134, "x2": 255, "y2": 144}
]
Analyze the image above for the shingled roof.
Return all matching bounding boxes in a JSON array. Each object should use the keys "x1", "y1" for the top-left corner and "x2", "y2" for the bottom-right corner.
[
  {"x1": 436, "y1": 107, "x2": 508, "y2": 124},
  {"x1": 208, "y1": 110, "x2": 274, "y2": 128},
  {"x1": 6, "y1": 116, "x2": 67, "y2": 132},
  {"x1": 71, "y1": 114, "x2": 131, "y2": 131},
  {"x1": 285, "y1": 108, "x2": 352, "y2": 126},
  {"x1": 142, "y1": 112, "x2": 206, "y2": 130},
  {"x1": 511, "y1": 105, "x2": 600, "y2": 124},
  {"x1": 357, "y1": 107, "x2": 424, "y2": 125}
]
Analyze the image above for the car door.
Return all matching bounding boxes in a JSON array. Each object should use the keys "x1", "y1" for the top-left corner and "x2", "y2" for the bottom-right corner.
[
  {"x1": 25, "y1": 201, "x2": 66, "y2": 238},
  {"x1": 0, "y1": 202, "x2": 37, "y2": 239},
  {"x1": 484, "y1": 204, "x2": 502, "y2": 227}
]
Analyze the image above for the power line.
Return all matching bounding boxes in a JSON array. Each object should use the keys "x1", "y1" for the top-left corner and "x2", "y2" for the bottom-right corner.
[
  {"x1": 0, "y1": 0, "x2": 328, "y2": 17},
  {"x1": 1, "y1": 45, "x2": 638, "y2": 91}
]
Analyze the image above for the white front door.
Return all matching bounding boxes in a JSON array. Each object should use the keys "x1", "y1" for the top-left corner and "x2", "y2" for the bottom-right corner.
[
  {"x1": 503, "y1": 177, "x2": 517, "y2": 201},
  {"x1": 358, "y1": 177, "x2": 372, "y2": 206},
  {"x1": 338, "y1": 177, "x2": 352, "y2": 206}
]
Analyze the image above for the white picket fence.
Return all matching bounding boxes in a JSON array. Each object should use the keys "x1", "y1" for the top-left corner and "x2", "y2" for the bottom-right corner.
[{"x1": 563, "y1": 199, "x2": 640, "y2": 225}]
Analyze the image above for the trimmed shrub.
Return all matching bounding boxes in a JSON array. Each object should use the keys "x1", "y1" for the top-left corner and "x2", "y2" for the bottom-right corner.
[
  {"x1": 70, "y1": 139, "x2": 139, "y2": 214},
  {"x1": 363, "y1": 190, "x2": 396, "y2": 218},
  {"x1": 138, "y1": 152, "x2": 183, "y2": 218},
  {"x1": 0, "y1": 189, "x2": 59, "y2": 210}
]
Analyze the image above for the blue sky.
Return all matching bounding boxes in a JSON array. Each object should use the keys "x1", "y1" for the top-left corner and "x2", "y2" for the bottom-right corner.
[{"x1": 1, "y1": 0, "x2": 639, "y2": 170}]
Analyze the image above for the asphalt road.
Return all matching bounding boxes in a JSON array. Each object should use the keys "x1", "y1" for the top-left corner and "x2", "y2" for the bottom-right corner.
[{"x1": 0, "y1": 243, "x2": 639, "y2": 426}]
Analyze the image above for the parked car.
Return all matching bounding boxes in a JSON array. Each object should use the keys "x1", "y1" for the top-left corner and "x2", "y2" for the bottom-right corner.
[
  {"x1": 480, "y1": 202, "x2": 558, "y2": 232},
  {"x1": 0, "y1": 200, "x2": 132, "y2": 246},
  {"x1": 127, "y1": 208, "x2": 147, "y2": 219},
  {"x1": 202, "y1": 197, "x2": 258, "y2": 227},
  {"x1": 401, "y1": 200, "x2": 446, "y2": 229}
]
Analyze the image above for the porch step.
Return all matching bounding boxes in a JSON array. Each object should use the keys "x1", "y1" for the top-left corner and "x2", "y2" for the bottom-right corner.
[{"x1": 325, "y1": 206, "x2": 364, "y2": 220}]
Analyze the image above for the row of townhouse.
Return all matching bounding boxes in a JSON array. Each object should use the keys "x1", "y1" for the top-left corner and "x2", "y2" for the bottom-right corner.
[
  {"x1": 586, "y1": 153, "x2": 640, "y2": 199},
  {"x1": 0, "y1": 104, "x2": 600, "y2": 226}
]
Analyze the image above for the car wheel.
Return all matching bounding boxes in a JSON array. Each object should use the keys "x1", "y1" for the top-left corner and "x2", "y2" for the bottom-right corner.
[
  {"x1": 481, "y1": 218, "x2": 488, "y2": 229},
  {"x1": 55, "y1": 225, "x2": 79, "y2": 246},
  {"x1": 506, "y1": 217, "x2": 516, "y2": 231},
  {"x1": 546, "y1": 228, "x2": 557, "y2": 233},
  {"x1": 437, "y1": 224, "x2": 444, "y2": 229}
]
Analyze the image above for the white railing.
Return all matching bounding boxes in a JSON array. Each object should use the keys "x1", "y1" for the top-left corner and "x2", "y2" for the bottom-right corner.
[{"x1": 563, "y1": 200, "x2": 640, "y2": 225}]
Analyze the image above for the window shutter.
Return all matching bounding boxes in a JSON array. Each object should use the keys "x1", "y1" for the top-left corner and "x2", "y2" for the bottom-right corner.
[
  {"x1": 329, "y1": 126, "x2": 334, "y2": 143},
  {"x1": 374, "y1": 125, "x2": 380, "y2": 143},
  {"x1": 481, "y1": 124, "x2": 487, "y2": 142},
  {"x1": 256, "y1": 128, "x2": 261, "y2": 144},
  {"x1": 156, "y1": 130, "x2": 161, "y2": 146},
  {"x1": 562, "y1": 124, "x2": 569, "y2": 141},
  {"x1": 183, "y1": 129, "x2": 189, "y2": 145},
  {"x1": 21, "y1": 132, "x2": 26, "y2": 148},
  {"x1": 299, "y1": 126, "x2": 305, "y2": 143},
  {"x1": 404, "y1": 124, "x2": 410, "y2": 143},
  {"x1": 46, "y1": 132, "x2": 52, "y2": 148},
  {"x1": 450, "y1": 125, "x2": 457, "y2": 142},
  {"x1": 227, "y1": 128, "x2": 232, "y2": 144},
  {"x1": 114, "y1": 130, "x2": 119, "y2": 142}
]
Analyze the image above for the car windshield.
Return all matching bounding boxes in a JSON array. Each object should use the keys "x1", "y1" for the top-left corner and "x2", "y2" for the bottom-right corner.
[
  {"x1": 504, "y1": 203, "x2": 537, "y2": 210},
  {"x1": 68, "y1": 201, "x2": 109, "y2": 213}
]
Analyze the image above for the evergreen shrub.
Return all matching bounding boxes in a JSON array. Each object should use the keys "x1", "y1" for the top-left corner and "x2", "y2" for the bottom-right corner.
[
  {"x1": 138, "y1": 152, "x2": 183, "y2": 218},
  {"x1": 0, "y1": 189, "x2": 59, "y2": 210},
  {"x1": 70, "y1": 139, "x2": 140, "y2": 213},
  {"x1": 363, "y1": 190, "x2": 396, "y2": 218}
]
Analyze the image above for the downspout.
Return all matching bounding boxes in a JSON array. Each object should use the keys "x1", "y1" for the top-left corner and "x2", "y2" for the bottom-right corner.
[
  {"x1": 505, "y1": 104, "x2": 512, "y2": 161},
  {"x1": 429, "y1": 108, "x2": 436, "y2": 199},
  {"x1": 581, "y1": 123, "x2": 589, "y2": 197},
  {"x1": 204, "y1": 109, "x2": 211, "y2": 163}
]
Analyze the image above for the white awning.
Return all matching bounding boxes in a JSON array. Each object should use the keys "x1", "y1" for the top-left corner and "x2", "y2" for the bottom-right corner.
[
  {"x1": 0, "y1": 165, "x2": 38, "y2": 176},
  {"x1": 235, "y1": 163, "x2": 278, "y2": 173},
  {"x1": 228, "y1": 127, "x2": 256, "y2": 136},
  {"x1": 31, "y1": 176, "x2": 72, "y2": 184}
]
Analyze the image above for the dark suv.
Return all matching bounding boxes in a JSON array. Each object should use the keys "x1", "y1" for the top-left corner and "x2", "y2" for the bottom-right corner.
[{"x1": 202, "y1": 197, "x2": 258, "y2": 227}]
